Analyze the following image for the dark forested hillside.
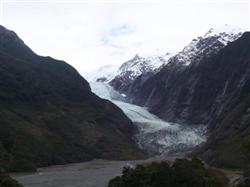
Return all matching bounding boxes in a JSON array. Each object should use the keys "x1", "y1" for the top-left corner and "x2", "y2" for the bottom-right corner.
[{"x1": 0, "y1": 25, "x2": 144, "y2": 172}]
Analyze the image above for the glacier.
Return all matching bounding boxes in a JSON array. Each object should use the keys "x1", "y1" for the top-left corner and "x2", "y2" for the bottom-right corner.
[{"x1": 90, "y1": 81, "x2": 206, "y2": 156}]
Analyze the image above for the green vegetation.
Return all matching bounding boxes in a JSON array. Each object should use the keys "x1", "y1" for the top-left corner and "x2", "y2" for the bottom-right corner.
[
  {"x1": 236, "y1": 136, "x2": 250, "y2": 187},
  {"x1": 197, "y1": 94, "x2": 250, "y2": 170},
  {"x1": 0, "y1": 168, "x2": 23, "y2": 187},
  {"x1": 237, "y1": 180, "x2": 250, "y2": 187},
  {"x1": 108, "y1": 158, "x2": 226, "y2": 187},
  {"x1": 242, "y1": 136, "x2": 250, "y2": 176}
]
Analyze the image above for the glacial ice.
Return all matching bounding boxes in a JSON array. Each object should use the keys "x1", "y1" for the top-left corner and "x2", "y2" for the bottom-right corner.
[{"x1": 90, "y1": 81, "x2": 206, "y2": 156}]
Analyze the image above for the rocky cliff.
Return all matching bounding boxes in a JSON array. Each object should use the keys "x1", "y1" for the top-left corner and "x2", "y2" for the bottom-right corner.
[{"x1": 131, "y1": 32, "x2": 250, "y2": 168}]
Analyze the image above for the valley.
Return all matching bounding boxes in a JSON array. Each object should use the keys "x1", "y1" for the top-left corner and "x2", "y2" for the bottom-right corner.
[
  {"x1": 11, "y1": 82, "x2": 207, "y2": 187},
  {"x1": 0, "y1": 20, "x2": 249, "y2": 187}
]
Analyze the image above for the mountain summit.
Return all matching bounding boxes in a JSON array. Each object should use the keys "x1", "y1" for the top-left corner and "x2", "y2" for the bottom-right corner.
[{"x1": 109, "y1": 52, "x2": 174, "y2": 94}]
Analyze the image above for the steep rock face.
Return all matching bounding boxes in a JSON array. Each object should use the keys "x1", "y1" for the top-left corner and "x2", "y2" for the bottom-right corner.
[
  {"x1": 132, "y1": 32, "x2": 250, "y2": 167},
  {"x1": 193, "y1": 33, "x2": 250, "y2": 168},
  {"x1": 129, "y1": 27, "x2": 244, "y2": 123},
  {"x1": 0, "y1": 25, "x2": 144, "y2": 172}
]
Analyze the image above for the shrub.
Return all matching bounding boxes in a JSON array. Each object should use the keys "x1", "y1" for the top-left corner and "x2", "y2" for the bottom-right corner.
[
  {"x1": 0, "y1": 168, "x2": 23, "y2": 187},
  {"x1": 108, "y1": 158, "x2": 225, "y2": 187}
]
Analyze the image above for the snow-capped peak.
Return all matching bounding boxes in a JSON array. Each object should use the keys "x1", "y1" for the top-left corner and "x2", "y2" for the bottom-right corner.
[
  {"x1": 117, "y1": 52, "x2": 174, "y2": 81},
  {"x1": 92, "y1": 25, "x2": 245, "y2": 84},
  {"x1": 169, "y1": 25, "x2": 245, "y2": 66}
]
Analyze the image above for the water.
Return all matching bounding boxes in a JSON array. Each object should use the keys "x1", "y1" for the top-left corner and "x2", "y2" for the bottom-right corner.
[{"x1": 90, "y1": 82, "x2": 206, "y2": 156}]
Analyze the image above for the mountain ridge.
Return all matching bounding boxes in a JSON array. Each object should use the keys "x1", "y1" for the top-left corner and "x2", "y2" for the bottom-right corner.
[
  {"x1": 0, "y1": 25, "x2": 145, "y2": 172},
  {"x1": 92, "y1": 26, "x2": 244, "y2": 99}
]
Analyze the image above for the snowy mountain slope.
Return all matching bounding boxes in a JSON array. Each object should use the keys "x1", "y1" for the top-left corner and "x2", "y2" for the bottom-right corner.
[
  {"x1": 109, "y1": 52, "x2": 174, "y2": 93},
  {"x1": 108, "y1": 25, "x2": 244, "y2": 96},
  {"x1": 117, "y1": 53, "x2": 173, "y2": 81},
  {"x1": 131, "y1": 26, "x2": 245, "y2": 108},
  {"x1": 86, "y1": 52, "x2": 172, "y2": 83},
  {"x1": 85, "y1": 52, "x2": 172, "y2": 83},
  {"x1": 168, "y1": 25, "x2": 244, "y2": 66}
]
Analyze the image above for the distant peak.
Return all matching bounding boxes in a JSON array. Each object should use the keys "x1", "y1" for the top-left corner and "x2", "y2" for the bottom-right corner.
[{"x1": 133, "y1": 54, "x2": 142, "y2": 60}]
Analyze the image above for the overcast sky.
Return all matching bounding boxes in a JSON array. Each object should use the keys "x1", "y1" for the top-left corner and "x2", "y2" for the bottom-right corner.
[{"x1": 0, "y1": 0, "x2": 249, "y2": 76}]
